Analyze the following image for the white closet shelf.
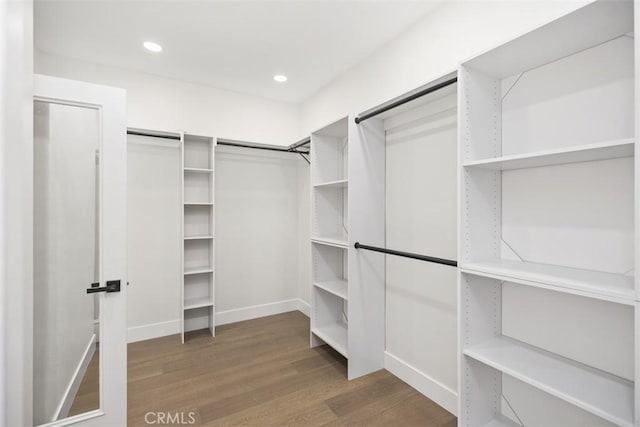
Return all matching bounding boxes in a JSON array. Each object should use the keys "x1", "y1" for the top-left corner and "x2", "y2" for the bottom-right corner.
[
  {"x1": 460, "y1": 259, "x2": 635, "y2": 304},
  {"x1": 184, "y1": 202, "x2": 214, "y2": 206},
  {"x1": 481, "y1": 416, "x2": 521, "y2": 427},
  {"x1": 184, "y1": 297, "x2": 214, "y2": 310},
  {"x1": 313, "y1": 179, "x2": 348, "y2": 188},
  {"x1": 312, "y1": 323, "x2": 348, "y2": 358},
  {"x1": 184, "y1": 235, "x2": 214, "y2": 240},
  {"x1": 184, "y1": 167, "x2": 213, "y2": 173},
  {"x1": 463, "y1": 138, "x2": 634, "y2": 171},
  {"x1": 184, "y1": 267, "x2": 214, "y2": 276},
  {"x1": 464, "y1": 336, "x2": 634, "y2": 427},
  {"x1": 311, "y1": 237, "x2": 349, "y2": 249},
  {"x1": 313, "y1": 280, "x2": 348, "y2": 300}
]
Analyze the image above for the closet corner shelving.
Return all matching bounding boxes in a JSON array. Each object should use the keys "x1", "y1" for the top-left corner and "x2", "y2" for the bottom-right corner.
[
  {"x1": 458, "y1": 0, "x2": 638, "y2": 425},
  {"x1": 310, "y1": 115, "x2": 385, "y2": 380},
  {"x1": 181, "y1": 133, "x2": 216, "y2": 343}
]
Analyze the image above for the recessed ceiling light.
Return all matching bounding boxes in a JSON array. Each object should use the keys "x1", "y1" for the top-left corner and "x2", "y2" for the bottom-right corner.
[
  {"x1": 143, "y1": 41, "x2": 162, "y2": 53},
  {"x1": 273, "y1": 74, "x2": 288, "y2": 83}
]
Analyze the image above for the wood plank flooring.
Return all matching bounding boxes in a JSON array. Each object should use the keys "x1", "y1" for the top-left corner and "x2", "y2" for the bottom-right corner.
[{"x1": 127, "y1": 311, "x2": 456, "y2": 426}]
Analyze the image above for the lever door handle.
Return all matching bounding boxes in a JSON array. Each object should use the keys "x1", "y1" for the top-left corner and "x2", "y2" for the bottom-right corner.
[{"x1": 86, "y1": 280, "x2": 121, "y2": 294}]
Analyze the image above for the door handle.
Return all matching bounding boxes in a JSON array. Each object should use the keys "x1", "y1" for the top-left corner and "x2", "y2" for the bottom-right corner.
[{"x1": 86, "y1": 280, "x2": 121, "y2": 294}]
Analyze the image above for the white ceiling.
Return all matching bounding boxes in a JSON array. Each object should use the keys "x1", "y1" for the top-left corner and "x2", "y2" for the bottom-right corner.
[{"x1": 35, "y1": 1, "x2": 442, "y2": 103}]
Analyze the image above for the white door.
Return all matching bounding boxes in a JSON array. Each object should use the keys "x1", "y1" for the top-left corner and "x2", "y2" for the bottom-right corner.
[{"x1": 33, "y1": 74, "x2": 127, "y2": 427}]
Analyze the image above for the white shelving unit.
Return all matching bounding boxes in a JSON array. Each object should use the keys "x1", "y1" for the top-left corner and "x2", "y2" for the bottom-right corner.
[
  {"x1": 458, "y1": 1, "x2": 638, "y2": 425},
  {"x1": 181, "y1": 133, "x2": 216, "y2": 342},
  {"x1": 310, "y1": 116, "x2": 385, "y2": 380}
]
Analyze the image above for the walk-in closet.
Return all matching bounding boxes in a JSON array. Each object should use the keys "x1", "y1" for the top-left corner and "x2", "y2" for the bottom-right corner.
[{"x1": 2, "y1": 0, "x2": 638, "y2": 426}]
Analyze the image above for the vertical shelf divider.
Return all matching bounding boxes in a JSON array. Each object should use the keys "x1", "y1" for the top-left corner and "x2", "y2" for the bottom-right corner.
[{"x1": 180, "y1": 132, "x2": 185, "y2": 344}]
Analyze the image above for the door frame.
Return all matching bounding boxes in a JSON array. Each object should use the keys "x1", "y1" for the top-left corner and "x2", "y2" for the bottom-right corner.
[
  {"x1": 1, "y1": 1, "x2": 34, "y2": 426},
  {"x1": 32, "y1": 75, "x2": 128, "y2": 427}
]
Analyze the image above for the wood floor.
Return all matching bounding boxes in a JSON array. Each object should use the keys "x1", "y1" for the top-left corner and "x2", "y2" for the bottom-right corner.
[{"x1": 127, "y1": 311, "x2": 455, "y2": 426}]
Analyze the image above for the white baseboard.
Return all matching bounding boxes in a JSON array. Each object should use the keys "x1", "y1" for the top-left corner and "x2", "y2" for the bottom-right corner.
[
  {"x1": 128, "y1": 319, "x2": 180, "y2": 343},
  {"x1": 384, "y1": 351, "x2": 458, "y2": 416},
  {"x1": 297, "y1": 298, "x2": 310, "y2": 317},
  {"x1": 216, "y1": 299, "x2": 299, "y2": 326},
  {"x1": 127, "y1": 299, "x2": 309, "y2": 343},
  {"x1": 54, "y1": 334, "x2": 96, "y2": 421}
]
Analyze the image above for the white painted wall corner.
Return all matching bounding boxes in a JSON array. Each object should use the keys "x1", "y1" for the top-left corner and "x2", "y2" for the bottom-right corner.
[{"x1": 297, "y1": 299, "x2": 310, "y2": 317}]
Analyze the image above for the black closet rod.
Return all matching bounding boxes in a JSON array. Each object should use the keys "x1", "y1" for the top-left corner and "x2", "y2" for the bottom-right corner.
[
  {"x1": 354, "y1": 242, "x2": 457, "y2": 267},
  {"x1": 126, "y1": 130, "x2": 310, "y2": 155},
  {"x1": 127, "y1": 130, "x2": 181, "y2": 140},
  {"x1": 217, "y1": 138, "x2": 310, "y2": 154},
  {"x1": 354, "y1": 77, "x2": 458, "y2": 124}
]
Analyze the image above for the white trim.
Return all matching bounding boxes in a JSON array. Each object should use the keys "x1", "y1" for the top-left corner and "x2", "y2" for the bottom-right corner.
[
  {"x1": 127, "y1": 319, "x2": 180, "y2": 343},
  {"x1": 43, "y1": 410, "x2": 104, "y2": 427},
  {"x1": 216, "y1": 299, "x2": 299, "y2": 326},
  {"x1": 3, "y1": 3, "x2": 33, "y2": 426},
  {"x1": 297, "y1": 299, "x2": 310, "y2": 317},
  {"x1": 384, "y1": 351, "x2": 458, "y2": 416},
  {"x1": 52, "y1": 334, "x2": 96, "y2": 422},
  {"x1": 126, "y1": 299, "x2": 310, "y2": 344}
]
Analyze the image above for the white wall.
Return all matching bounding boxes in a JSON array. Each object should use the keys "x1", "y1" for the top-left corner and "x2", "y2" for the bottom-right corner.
[
  {"x1": 124, "y1": 137, "x2": 308, "y2": 340},
  {"x1": 383, "y1": 88, "x2": 458, "y2": 413},
  {"x1": 35, "y1": 51, "x2": 300, "y2": 146},
  {"x1": 35, "y1": 51, "x2": 310, "y2": 338},
  {"x1": 1, "y1": 2, "x2": 33, "y2": 426},
  {"x1": 299, "y1": 0, "x2": 589, "y2": 134},
  {"x1": 127, "y1": 135, "x2": 181, "y2": 342},
  {"x1": 215, "y1": 146, "x2": 307, "y2": 323}
]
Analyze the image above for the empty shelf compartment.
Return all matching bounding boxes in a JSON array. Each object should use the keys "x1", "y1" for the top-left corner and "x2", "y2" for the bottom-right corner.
[
  {"x1": 312, "y1": 323, "x2": 348, "y2": 358},
  {"x1": 464, "y1": 336, "x2": 634, "y2": 426}
]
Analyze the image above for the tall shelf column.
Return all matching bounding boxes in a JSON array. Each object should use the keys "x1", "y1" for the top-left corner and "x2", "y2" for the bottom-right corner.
[
  {"x1": 310, "y1": 115, "x2": 385, "y2": 380},
  {"x1": 181, "y1": 133, "x2": 216, "y2": 342},
  {"x1": 458, "y1": 1, "x2": 637, "y2": 425}
]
